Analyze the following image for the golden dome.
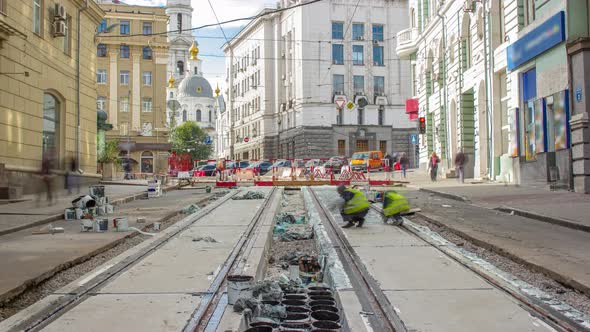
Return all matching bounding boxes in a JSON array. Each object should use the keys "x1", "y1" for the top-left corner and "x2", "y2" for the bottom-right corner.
[
  {"x1": 168, "y1": 74, "x2": 175, "y2": 88},
  {"x1": 215, "y1": 84, "x2": 220, "y2": 97},
  {"x1": 189, "y1": 41, "x2": 199, "y2": 60}
]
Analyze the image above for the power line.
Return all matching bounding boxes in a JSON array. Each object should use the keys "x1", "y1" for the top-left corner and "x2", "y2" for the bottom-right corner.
[
  {"x1": 207, "y1": 0, "x2": 230, "y2": 44},
  {"x1": 98, "y1": 0, "x2": 324, "y2": 39}
]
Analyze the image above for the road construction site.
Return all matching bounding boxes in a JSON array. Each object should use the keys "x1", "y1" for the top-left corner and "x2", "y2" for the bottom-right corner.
[{"x1": 1, "y1": 184, "x2": 590, "y2": 332}]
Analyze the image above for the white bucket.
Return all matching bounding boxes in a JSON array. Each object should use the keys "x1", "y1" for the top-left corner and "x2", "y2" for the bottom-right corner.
[
  {"x1": 289, "y1": 263, "x2": 300, "y2": 281},
  {"x1": 153, "y1": 222, "x2": 161, "y2": 231},
  {"x1": 113, "y1": 217, "x2": 129, "y2": 232},
  {"x1": 227, "y1": 275, "x2": 253, "y2": 305}
]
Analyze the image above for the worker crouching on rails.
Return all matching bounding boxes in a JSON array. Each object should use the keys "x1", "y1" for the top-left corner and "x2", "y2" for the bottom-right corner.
[
  {"x1": 382, "y1": 191, "x2": 410, "y2": 226},
  {"x1": 337, "y1": 184, "x2": 370, "y2": 228}
]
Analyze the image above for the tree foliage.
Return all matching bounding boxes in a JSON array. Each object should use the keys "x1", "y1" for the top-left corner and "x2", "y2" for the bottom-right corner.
[
  {"x1": 98, "y1": 140, "x2": 120, "y2": 164},
  {"x1": 169, "y1": 121, "x2": 212, "y2": 160}
]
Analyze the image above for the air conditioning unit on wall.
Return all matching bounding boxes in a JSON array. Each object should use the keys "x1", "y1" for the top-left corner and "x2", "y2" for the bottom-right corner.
[
  {"x1": 53, "y1": 20, "x2": 66, "y2": 37},
  {"x1": 54, "y1": 4, "x2": 66, "y2": 21}
]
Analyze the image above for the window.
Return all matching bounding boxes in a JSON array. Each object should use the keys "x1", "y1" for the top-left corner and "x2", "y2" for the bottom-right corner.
[
  {"x1": 196, "y1": 109, "x2": 202, "y2": 122},
  {"x1": 120, "y1": 21, "x2": 130, "y2": 35},
  {"x1": 374, "y1": 76, "x2": 385, "y2": 95},
  {"x1": 142, "y1": 22, "x2": 152, "y2": 35},
  {"x1": 142, "y1": 47, "x2": 152, "y2": 60},
  {"x1": 33, "y1": 0, "x2": 42, "y2": 35},
  {"x1": 524, "y1": 0, "x2": 535, "y2": 26},
  {"x1": 141, "y1": 151, "x2": 154, "y2": 173},
  {"x1": 42, "y1": 93, "x2": 60, "y2": 163},
  {"x1": 332, "y1": 44, "x2": 344, "y2": 65},
  {"x1": 358, "y1": 108, "x2": 364, "y2": 125},
  {"x1": 379, "y1": 140, "x2": 387, "y2": 153},
  {"x1": 120, "y1": 45, "x2": 130, "y2": 58},
  {"x1": 97, "y1": 96, "x2": 106, "y2": 111},
  {"x1": 372, "y1": 25, "x2": 384, "y2": 41},
  {"x1": 96, "y1": 69, "x2": 107, "y2": 84},
  {"x1": 63, "y1": 15, "x2": 71, "y2": 55},
  {"x1": 332, "y1": 22, "x2": 344, "y2": 39},
  {"x1": 120, "y1": 71, "x2": 129, "y2": 85},
  {"x1": 353, "y1": 75, "x2": 364, "y2": 94},
  {"x1": 177, "y1": 61, "x2": 184, "y2": 75},
  {"x1": 141, "y1": 123, "x2": 153, "y2": 137},
  {"x1": 499, "y1": 1, "x2": 506, "y2": 42},
  {"x1": 120, "y1": 97, "x2": 129, "y2": 112},
  {"x1": 142, "y1": 98, "x2": 152, "y2": 112},
  {"x1": 352, "y1": 23, "x2": 364, "y2": 40},
  {"x1": 182, "y1": 110, "x2": 187, "y2": 122},
  {"x1": 97, "y1": 44, "x2": 107, "y2": 57},
  {"x1": 143, "y1": 71, "x2": 152, "y2": 86},
  {"x1": 177, "y1": 13, "x2": 182, "y2": 32},
  {"x1": 356, "y1": 139, "x2": 368, "y2": 151},
  {"x1": 373, "y1": 46, "x2": 384, "y2": 66},
  {"x1": 333, "y1": 74, "x2": 344, "y2": 94},
  {"x1": 120, "y1": 122, "x2": 129, "y2": 136},
  {"x1": 353, "y1": 45, "x2": 364, "y2": 65},
  {"x1": 169, "y1": 92, "x2": 174, "y2": 99},
  {"x1": 338, "y1": 140, "x2": 346, "y2": 155},
  {"x1": 98, "y1": 20, "x2": 107, "y2": 33}
]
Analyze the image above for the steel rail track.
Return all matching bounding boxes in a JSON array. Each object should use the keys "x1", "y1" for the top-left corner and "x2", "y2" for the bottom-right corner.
[
  {"x1": 308, "y1": 188, "x2": 408, "y2": 332},
  {"x1": 369, "y1": 204, "x2": 589, "y2": 332},
  {"x1": 183, "y1": 187, "x2": 279, "y2": 332},
  {"x1": 11, "y1": 190, "x2": 240, "y2": 332}
]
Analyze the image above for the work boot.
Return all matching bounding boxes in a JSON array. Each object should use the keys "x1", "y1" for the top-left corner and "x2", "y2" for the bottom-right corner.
[
  {"x1": 392, "y1": 215, "x2": 404, "y2": 226},
  {"x1": 382, "y1": 216, "x2": 390, "y2": 224},
  {"x1": 356, "y1": 218, "x2": 365, "y2": 228},
  {"x1": 342, "y1": 222, "x2": 354, "y2": 228}
]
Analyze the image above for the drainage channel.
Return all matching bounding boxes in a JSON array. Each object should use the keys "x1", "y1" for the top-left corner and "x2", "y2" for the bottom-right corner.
[{"x1": 7, "y1": 189, "x2": 243, "y2": 332}]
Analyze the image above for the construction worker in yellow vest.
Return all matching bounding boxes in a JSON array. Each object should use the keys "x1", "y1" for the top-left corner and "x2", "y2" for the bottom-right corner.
[
  {"x1": 382, "y1": 190, "x2": 410, "y2": 226},
  {"x1": 337, "y1": 185, "x2": 371, "y2": 228}
]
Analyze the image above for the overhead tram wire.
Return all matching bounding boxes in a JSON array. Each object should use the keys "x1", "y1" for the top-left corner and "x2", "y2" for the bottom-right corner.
[{"x1": 97, "y1": 0, "x2": 325, "y2": 39}]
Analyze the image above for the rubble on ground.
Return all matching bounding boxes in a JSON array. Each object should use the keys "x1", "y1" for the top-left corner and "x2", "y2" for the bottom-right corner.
[
  {"x1": 192, "y1": 236, "x2": 217, "y2": 243},
  {"x1": 232, "y1": 191, "x2": 266, "y2": 200},
  {"x1": 182, "y1": 204, "x2": 200, "y2": 214}
]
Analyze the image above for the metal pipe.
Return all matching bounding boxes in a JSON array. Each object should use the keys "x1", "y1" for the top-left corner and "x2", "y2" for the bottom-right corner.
[
  {"x1": 76, "y1": 0, "x2": 89, "y2": 173},
  {"x1": 483, "y1": 0, "x2": 493, "y2": 179},
  {"x1": 436, "y1": 10, "x2": 449, "y2": 164}
]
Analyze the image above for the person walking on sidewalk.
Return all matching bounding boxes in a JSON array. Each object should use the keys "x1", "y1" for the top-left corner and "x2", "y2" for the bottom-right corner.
[
  {"x1": 428, "y1": 152, "x2": 440, "y2": 182},
  {"x1": 337, "y1": 184, "x2": 370, "y2": 228},
  {"x1": 399, "y1": 152, "x2": 409, "y2": 179},
  {"x1": 454, "y1": 150, "x2": 467, "y2": 183},
  {"x1": 37, "y1": 150, "x2": 55, "y2": 206},
  {"x1": 382, "y1": 190, "x2": 410, "y2": 226}
]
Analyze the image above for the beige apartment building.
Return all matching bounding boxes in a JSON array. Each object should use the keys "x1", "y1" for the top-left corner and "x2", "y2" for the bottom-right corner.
[
  {"x1": 96, "y1": 1, "x2": 169, "y2": 176},
  {"x1": 0, "y1": 0, "x2": 104, "y2": 195}
]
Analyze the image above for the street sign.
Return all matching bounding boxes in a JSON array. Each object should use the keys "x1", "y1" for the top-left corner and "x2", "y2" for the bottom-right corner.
[
  {"x1": 244, "y1": 137, "x2": 250, "y2": 143},
  {"x1": 346, "y1": 101, "x2": 356, "y2": 111},
  {"x1": 410, "y1": 134, "x2": 417, "y2": 145},
  {"x1": 335, "y1": 96, "x2": 347, "y2": 109},
  {"x1": 204, "y1": 136, "x2": 213, "y2": 145},
  {"x1": 576, "y1": 88, "x2": 583, "y2": 103}
]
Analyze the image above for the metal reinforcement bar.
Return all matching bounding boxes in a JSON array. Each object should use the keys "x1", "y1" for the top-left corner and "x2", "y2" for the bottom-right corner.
[
  {"x1": 308, "y1": 188, "x2": 408, "y2": 332},
  {"x1": 12, "y1": 190, "x2": 240, "y2": 332},
  {"x1": 182, "y1": 187, "x2": 279, "y2": 332},
  {"x1": 369, "y1": 204, "x2": 590, "y2": 332}
]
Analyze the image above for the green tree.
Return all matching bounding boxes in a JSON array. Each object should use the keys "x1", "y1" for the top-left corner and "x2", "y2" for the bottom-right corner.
[
  {"x1": 98, "y1": 140, "x2": 120, "y2": 164},
  {"x1": 169, "y1": 121, "x2": 212, "y2": 160}
]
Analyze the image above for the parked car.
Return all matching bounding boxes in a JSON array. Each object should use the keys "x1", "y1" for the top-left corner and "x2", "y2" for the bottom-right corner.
[
  {"x1": 192, "y1": 164, "x2": 217, "y2": 177},
  {"x1": 272, "y1": 159, "x2": 292, "y2": 168},
  {"x1": 325, "y1": 156, "x2": 348, "y2": 173},
  {"x1": 226, "y1": 161, "x2": 250, "y2": 170},
  {"x1": 245, "y1": 161, "x2": 273, "y2": 175},
  {"x1": 305, "y1": 159, "x2": 325, "y2": 171}
]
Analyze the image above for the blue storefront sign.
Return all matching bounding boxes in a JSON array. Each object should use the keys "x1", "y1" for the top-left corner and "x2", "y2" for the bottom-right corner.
[{"x1": 507, "y1": 11, "x2": 566, "y2": 71}]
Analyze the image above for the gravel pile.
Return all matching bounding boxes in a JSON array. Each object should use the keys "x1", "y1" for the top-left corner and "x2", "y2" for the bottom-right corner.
[
  {"x1": 409, "y1": 215, "x2": 590, "y2": 315},
  {"x1": 232, "y1": 191, "x2": 266, "y2": 200}
]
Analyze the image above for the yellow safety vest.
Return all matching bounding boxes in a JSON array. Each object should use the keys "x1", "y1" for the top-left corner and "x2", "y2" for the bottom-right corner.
[
  {"x1": 383, "y1": 191, "x2": 410, "y2": 216},
  {"x1": 343, "y1": 189, "x2": 370, "y2": 214}
]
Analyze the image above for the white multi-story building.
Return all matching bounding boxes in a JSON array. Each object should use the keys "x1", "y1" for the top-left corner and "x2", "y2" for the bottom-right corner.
[{"x1": 223, "y1": 0, "x2": 418, "y2": 161}]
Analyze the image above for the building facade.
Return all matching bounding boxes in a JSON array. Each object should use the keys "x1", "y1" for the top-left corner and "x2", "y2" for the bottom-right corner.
[
  {"x1": 0, "y1": 0, "x2": 104, "y2": 194},
  {"x1": 224, "y1": 0, "x2": 418, "y2": 162},
  {"x1": 398, "y1": 0, "x2": 589, "y2": 191},
  {"x1": 96, "y1": 1, "x2": 169, "y2": 175}
]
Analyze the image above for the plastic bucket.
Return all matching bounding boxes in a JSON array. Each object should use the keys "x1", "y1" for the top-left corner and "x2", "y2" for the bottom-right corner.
[
  {"x1": 289, "y1": 263, "x2": 300, "y2": 281},
  {"x1": 227, "y1": 275, "x2": 253, "y2": 305},
  {"x1": 94, "y1": 218, "x2": 108, "y2": 232},
  {"x1": 113, "y1": 217, "x2": 129, "y2": 232}
]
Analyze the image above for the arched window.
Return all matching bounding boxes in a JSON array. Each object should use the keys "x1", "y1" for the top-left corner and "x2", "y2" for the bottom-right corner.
[
  {"x1": 461, "y1": 15, "x2": 472, "y2": 71},
  {"x1": 177, "y1": 61, "x2": 184, "y2": 75},
  {"x1": 410, "y1": 8, "x2": 416, "y2": 28},
  {"x1": 140, "y1": 151, "x2": 154, "y2": 173},
  {"x1": 196, "y1": 109, "x2": 202, "y2": 122},
  {"x1": 177, "y1": 13, "x2": 182, "y2": 33},
  {"x1": 182, "y1": 109, "x2": 187, "y2": 122},
  {"x1": 42, "y1": 93, "x2": 61, "y2": 165}
]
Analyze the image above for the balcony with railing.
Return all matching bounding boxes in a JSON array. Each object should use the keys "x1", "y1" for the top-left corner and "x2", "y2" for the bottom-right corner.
[{"x1": 396, "y1": 27, "x2": 419, "y2": 59}]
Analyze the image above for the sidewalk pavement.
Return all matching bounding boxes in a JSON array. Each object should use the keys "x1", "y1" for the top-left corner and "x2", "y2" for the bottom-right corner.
[
  {"x1": 0, "y1": 188, "x2": 215, "y2": 306},
  {"x1": 0, "y1": 183, "x2": 154, "y2": 236},
  {"x1": 398, "y1": 170, "x2": 590, "y2": 231}
]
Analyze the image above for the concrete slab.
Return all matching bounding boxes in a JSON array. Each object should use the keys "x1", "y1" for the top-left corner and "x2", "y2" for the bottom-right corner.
[
  {"x1": 338, "y1": 289, "x2": 373, "y2": 332},
  {"x1": 41, "y1": 294, "x2": 201, "y2": 332},
  {"x1": 384, "y1": 289, "x2": 555, "y2": 332}
]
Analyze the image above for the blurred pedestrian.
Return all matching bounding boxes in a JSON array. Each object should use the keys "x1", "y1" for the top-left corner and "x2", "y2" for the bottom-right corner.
[
  {"x1": 384, "y1": 153, "x2": 395, "y2": 173},
  {"x1": 337, "y1": 184, "x2": 370, "y2": 228},
  {"x1": 216, "y1": 159, "x2": 226, "y2": 181},
  {"x1": 428, "y1": 152, "x2": 440, "y2": 182},
  {"x1": 123, "y1": 157, "x2": 132, "y2": 180},
  {"x1": 37, "y1": 150, "x2": 55, "y2": 206},
  {"x1": 399, "y1": 152, "x2": 409, "y2": 179},
  {"x1": 455, "y1": 150, "x2": 467, "y2": 183},
  {"x1": 65, "y1": 157, "x2": 80, "y2": 195}
]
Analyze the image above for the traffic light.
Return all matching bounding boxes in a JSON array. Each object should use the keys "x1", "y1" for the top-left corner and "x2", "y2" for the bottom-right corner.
[{"x1": 419, "y1": 117, "x2": 426, "y2": 134}]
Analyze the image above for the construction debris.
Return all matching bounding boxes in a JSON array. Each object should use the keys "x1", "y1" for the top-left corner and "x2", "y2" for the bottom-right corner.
[
  {"x1": 279, "y1": 228, "x2": 313, "y2": 242},
  {"x1": 182, "y1": 204, "x2": 200, "y2": 214},
  {"x1": 32, "y1": 224, "x2": 65, "y2": 235},
  {"x1": 232, "y1": 191, "x2": 266, "y2": 200},
  {"x1": 233, "y1": 297, "x2": 259, "y2": 313},
  {"x1": 251, "y1": 280, "x2": 283, "y2": 301},
  {"x1": 192, "y1": 236, "x2": 218, "y2": 243}
]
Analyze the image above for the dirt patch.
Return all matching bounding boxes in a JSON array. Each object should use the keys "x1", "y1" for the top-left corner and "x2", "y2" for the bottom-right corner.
[{"x1": 409, "y1": 215, "x2": 590, "y2": 316}]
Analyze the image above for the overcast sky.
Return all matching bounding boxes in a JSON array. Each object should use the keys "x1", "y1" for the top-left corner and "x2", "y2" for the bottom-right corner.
[{"x1": 120, "y1": 0, "x2": 277, "y2": 91}]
